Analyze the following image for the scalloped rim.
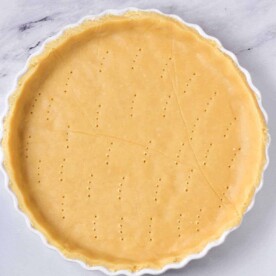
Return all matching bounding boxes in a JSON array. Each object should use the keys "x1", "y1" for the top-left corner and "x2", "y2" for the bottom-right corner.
[{"x1": 0, "y1": 7, "x2": 270, "y2": 276}]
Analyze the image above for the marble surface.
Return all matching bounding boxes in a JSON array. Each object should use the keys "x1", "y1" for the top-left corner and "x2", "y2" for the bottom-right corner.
[{"x1": 0, "y1": 1, "x2": 275, "y2": 275}]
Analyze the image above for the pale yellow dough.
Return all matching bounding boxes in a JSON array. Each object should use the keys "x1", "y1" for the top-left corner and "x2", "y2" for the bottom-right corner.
[{"x1": 3, "y1": 11, "x2": 267, "y2": 272}]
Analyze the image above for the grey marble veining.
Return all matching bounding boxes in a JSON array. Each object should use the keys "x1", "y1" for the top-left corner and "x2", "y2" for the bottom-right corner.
[{"x1": 0, "y1": 1, "x2": 275, "y2": 276}]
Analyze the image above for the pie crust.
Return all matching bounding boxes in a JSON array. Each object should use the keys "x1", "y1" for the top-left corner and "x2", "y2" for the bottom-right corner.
[{"x1": 2, "y1": 10, "x2": 268, "y2": 273}]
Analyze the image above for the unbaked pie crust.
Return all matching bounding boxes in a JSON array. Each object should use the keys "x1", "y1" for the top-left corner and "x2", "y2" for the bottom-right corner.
[{"x1": 3, "y1": 11, "x2": 268, "y2": 272}]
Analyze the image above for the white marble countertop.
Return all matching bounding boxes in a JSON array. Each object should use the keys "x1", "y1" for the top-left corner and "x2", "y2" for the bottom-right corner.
[{"x1": 0, "y1": 1, "x2": 275, "y2": 276}]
